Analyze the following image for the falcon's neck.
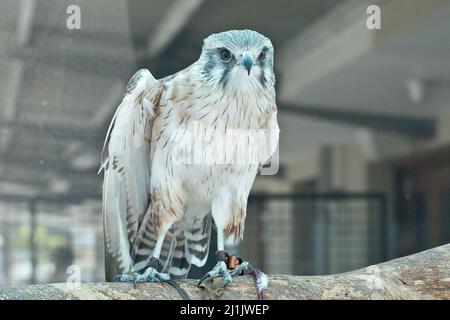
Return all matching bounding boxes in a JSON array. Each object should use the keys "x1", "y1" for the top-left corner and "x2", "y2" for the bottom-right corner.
[
  {"x1": 196, "y1": 64, "x2": 275, "y2": 130},
  {"x1": 160, "y1": 63, "x2": 276, "y2": 131}
]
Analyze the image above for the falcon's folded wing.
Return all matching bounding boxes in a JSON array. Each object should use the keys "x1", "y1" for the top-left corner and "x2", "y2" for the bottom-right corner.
[{"x1": 99, "y1": 69, "x2": 162, "y2": 280}]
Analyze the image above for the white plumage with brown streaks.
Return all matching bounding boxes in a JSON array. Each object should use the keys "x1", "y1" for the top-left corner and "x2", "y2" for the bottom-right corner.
[{"x1": 100, "y1": 29, "x2": 279, "y2": 283}]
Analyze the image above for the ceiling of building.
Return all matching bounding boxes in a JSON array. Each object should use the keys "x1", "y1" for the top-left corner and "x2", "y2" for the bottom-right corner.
[{"x1": 0, "y1": 0, "x2": 448, "y2": 202}]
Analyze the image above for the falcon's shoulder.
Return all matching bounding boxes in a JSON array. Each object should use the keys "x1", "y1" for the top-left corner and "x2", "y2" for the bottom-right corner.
[{"x1": 100, "y1": 69, "x2": 164, "y2": 171}]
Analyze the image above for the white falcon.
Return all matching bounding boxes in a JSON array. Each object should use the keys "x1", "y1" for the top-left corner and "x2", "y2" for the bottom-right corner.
[{"x1": 100, "y1": 29, "x2": 279, "y2": 286}]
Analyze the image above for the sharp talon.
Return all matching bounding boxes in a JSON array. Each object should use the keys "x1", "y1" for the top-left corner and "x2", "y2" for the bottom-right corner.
[
  {"x1": 113, "y1": 275, "x2": 121, "y2": 282},
  {"x1": 199, "y1": 262, "x2": 227, "y2": 288},
  {"x1": 219, "y1": 279, "x2": 230, "y2": 290},
  {"x1": 198, "y1": 274, "x2": 210, "y2": 287},
  {"x1": 155, "y1": 274, "x2": 163, "y2": 285}
]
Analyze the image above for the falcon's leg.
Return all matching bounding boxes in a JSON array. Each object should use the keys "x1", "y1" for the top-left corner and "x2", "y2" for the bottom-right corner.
[
  {"x1": 113, "y1": 232, "x2": 171, "y2": 283},
  {"x1": 197, "y1": 235, "x2": 267, "y2": 299},
  {"x1": 197, "y1": 229, "x2": 252, "y2": 288}
]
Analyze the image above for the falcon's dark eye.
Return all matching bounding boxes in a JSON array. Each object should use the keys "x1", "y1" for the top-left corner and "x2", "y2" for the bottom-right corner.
[
  {"x1": 219, "y1": 49, "x2": 232, "y2": 62},
  {"x1": 259, "y1": 51, "x2": 266, "y2": 60}
]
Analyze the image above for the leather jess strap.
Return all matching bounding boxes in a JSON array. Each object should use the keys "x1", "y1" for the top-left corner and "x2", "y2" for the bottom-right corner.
[{"x1": 216, "y1": 250, "x2": 245, "y2": 274}]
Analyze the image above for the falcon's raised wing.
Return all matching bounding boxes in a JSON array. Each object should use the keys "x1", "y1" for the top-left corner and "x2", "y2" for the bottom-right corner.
[{"x1": 99, "y1": 69, "x2": 161, "y2": 280}]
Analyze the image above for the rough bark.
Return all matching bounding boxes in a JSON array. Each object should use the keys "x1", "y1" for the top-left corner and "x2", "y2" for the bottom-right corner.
[{"x1": 0, "y1": 244, "x2": 449, "y2": 300}]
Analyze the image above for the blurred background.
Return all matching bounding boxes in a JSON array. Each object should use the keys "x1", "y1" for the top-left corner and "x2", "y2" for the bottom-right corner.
[{"x1": 0, "y1": 0, "x2": 449, "y2": 285}]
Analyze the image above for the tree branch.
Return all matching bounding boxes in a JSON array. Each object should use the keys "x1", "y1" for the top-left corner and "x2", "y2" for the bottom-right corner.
[{"x1": 0, "y1": 244, "x2": 449, "y2": 300}]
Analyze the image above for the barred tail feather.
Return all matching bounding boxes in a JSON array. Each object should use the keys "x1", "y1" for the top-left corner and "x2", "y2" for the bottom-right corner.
[
  {"x1": 131, "y1": 215, "x2": 212, "y2": 279},
  {"x1": 167, "y1": 234, "x2": 192, "y2": 278},
  {"x1": 184, "y1": 215, "x2": 212, "y2": 267}
]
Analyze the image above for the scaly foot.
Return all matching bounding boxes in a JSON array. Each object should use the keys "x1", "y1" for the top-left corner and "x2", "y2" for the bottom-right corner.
[
  {"x1": 113, "y1": 257, "x2": 170, "y2": 285},
  {"x1": 113, "y1": 267, "x2": 170, "y2": 283},
  {"x1": 198, "y1": 251, "x2": 252, "y2": 289}
]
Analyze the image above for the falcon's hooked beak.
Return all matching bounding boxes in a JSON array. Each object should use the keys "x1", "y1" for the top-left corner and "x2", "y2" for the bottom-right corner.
[{"x1": 241, "y1": 52, "x2": 253, "y2": 76}]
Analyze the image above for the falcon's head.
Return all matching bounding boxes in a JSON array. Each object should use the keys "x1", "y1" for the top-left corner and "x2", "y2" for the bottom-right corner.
[{"x1": 199, "y1": 29, "x2": 275, "y2": 90}]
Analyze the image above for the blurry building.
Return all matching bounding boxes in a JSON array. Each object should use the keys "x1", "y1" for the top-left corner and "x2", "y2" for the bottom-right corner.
[{"x1": 0, "y1": 0, "x2": 448, "y2": 284}]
